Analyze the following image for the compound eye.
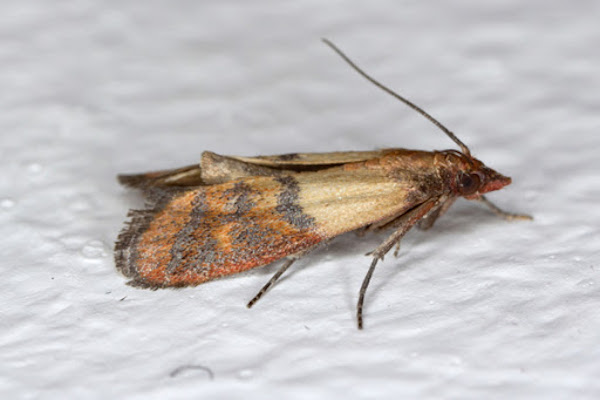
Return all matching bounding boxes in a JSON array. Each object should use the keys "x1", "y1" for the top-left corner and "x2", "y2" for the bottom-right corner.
[{"x1": 458, "y1": 172, "x2": 481, "y2": 195}]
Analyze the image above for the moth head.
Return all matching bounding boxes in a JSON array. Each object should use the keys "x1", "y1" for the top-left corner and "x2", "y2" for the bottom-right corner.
[{"x1": 443, "y1": 150, "x2": 512, "y2": 199}]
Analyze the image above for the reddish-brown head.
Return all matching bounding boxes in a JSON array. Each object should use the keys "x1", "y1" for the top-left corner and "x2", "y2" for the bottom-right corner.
[{"x1": 440, "y1": 150, "x2": 512, "y2": 199}]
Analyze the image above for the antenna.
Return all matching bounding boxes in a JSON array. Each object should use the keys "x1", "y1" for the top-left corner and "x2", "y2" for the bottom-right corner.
[{"x1": 322, "y1": 38, "x2": 471, "y2": 157}]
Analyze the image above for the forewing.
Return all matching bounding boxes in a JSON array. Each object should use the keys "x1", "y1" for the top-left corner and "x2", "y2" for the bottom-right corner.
[
  {"x1": 116, "y1": 149, "x2": 402, "y2": 189},
  {"x1": 230, "y1": 149, "x2": 400, "y2": 168},
  {"x1": 117, "y1": 164, "x2": 206, "y2": 189},
  {"x1": 115, "y1": 161, "x2": 428, "y2": 288},
  {"x1": 117, "y1": 151, "x2": 291, "y2": 189}
]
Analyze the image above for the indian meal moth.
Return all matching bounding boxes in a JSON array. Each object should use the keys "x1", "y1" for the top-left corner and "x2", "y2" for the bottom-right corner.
[{"x1": 115, "y1": 39, "x2": 531, "y2": 329}]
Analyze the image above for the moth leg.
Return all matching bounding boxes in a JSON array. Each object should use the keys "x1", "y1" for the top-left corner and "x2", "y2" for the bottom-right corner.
[
  {"x1": 477, "y1": 195, "x2": 533, "y2": 221},
  {"x1": 246, "y1": 258, "x2": 296, "y2": 308},
  {"x1": 393, "y1": 242, "x2": 401, "y2": 258},
  {"x1": 418, "y1": 197, "x2": 455, "y2": 230},
  {"x1": 355, "y1": 226, "x2": 369, "y2": 237},
  {"x1": 358, "y1": 199, "x2": 438, "y2": 329},
  {"x1": 371, "y1": 196, "x2": 452, "y2": 234},
  {"x1": 364, "y1": 213, "x2": 401, "y2": 233},
  {"x1": 246, "y1": 240, "x2": 331, "y2": 309},
  {"x1": 388, "y1": 197, "x2": 451, "y2": 256}
]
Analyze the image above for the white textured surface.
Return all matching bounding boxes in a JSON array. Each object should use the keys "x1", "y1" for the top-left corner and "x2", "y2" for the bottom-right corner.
[{"x1": 1, "y1": 1, "x2": 599, "y2": 399}]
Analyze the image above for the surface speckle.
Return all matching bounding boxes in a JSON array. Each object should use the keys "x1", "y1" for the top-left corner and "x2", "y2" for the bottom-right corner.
[
  {"x1": 237, "y1": 369, "x2": 254, "y2": 380},
  {"x1": 81, "y1": 240, "x2": 108, "y2": 259},
  {"x1": 1, "y1": 198, "x2": 15, "y2": 209},
  {"x1": 27, "y1": 163, "x2": 42, "y2": 174}
]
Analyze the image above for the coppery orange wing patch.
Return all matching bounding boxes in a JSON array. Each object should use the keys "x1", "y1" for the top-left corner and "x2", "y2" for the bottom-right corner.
[{"x1": 115, "y1": 176, "x2": 324, "y2": 288}]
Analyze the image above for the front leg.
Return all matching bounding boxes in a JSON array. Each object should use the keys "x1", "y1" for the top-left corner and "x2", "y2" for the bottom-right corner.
[
  {"x1": 417, "y1": 196, "x2": 455, "y2": 231},
  {"x1": 390, "y1": 196, "x2": 453, "y2": 256},
  {"x1": 476, "y1": 195, "x2": 533, "y2": 221}
]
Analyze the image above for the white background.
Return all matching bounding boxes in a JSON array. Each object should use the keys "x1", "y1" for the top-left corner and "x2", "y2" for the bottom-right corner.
[{"x1": 1, "y1": 1, "x2": 599, "y2": 399}]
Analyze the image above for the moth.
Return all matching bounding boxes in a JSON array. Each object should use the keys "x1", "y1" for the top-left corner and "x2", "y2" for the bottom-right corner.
[{"x1": 115, "y1": 39, "x2": 531, "y2": 329}]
